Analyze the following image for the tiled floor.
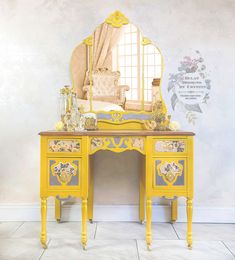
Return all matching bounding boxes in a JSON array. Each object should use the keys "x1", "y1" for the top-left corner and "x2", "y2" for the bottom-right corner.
[{"x1": 0, "y1": 222, "x2": 234, "y2": 260}]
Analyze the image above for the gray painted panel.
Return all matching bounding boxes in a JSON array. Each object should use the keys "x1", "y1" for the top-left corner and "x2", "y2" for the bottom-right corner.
[
  {"x1": 173, "y1": 160, "x2": 185, "y2": 186},
  {"x1": 49, "y1": 160, "x2": 61, "y2": 186},
  {"x1": 156, "y1": 160, "x2": 167, "y2": 186},
  {"x1": 67, "y1": 160, "x2": 79, "y2": 186}
]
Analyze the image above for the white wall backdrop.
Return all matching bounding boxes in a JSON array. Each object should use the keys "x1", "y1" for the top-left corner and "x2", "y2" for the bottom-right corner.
[{"x1": 0, "y1": 0, "x2": 235, "y2": 222}]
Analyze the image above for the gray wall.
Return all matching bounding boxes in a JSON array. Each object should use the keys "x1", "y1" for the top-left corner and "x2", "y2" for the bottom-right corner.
[{"x1": 0, "y1": 0, "x2": 235, "y2": 211}]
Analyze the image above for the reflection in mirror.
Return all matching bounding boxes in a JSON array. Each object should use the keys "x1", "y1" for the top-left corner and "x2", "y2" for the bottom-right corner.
[{"x1": 70, "y1": 11, "x2": 163, "y2": 113}]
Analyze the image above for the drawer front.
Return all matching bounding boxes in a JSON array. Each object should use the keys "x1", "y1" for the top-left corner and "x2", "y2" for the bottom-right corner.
[
  {"x1": 153, "y1": 139, "x2": 187, "y2": 154},
  {"x1": 48, "y1": 158, "x2": 81, "y2": 190},
  {"x1": 153, "y1": 158, "x2": 186, "y2": 189},
  {"x1": 48, "y1": 139, "x2": 82, "y2": 155}
]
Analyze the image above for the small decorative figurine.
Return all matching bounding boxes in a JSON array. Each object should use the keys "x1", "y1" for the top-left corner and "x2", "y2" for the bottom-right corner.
[
  {"x1": 144, "y1": 120, "x2": 157, "y2": 131},
  {"x1": 84, "y1": 113, "x2": 98, "y2": 131}
]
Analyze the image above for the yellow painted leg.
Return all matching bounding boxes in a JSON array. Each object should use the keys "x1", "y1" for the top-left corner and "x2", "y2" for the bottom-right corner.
[
  {"x1": 186, "y1": 198, "x2": 193, "y2": 249},
  {"x1": 171, "y1": 199, "x2": 178, "y2": 223},
  {"x1": 82, "y1": 198, "x2": 88, "y2": 250},
  {"x1": 40, "y1": 197, "x2": 47, "y2": 249},
  {"x1": 146, "y1": 197, "x2": 152, "y2": 250},
  {"x1": 55, "y1": 198, "x2": 61, "y2": 223},
  {"x1": 139, "y1": 168, "x2": 145, "y2": 224},
  {"x1": 88, "y1": 160, "x2": 93, "y2": 223}
]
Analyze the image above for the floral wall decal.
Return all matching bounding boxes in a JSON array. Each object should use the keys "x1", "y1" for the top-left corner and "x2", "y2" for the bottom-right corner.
[{"x1": 168, "y1": 51, "x2": 211, "y2": 124}]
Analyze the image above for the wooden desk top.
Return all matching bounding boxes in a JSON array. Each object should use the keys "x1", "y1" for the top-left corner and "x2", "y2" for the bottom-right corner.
[{"x1": 39, "y1": 130, "x2": 195, "y2": 136}]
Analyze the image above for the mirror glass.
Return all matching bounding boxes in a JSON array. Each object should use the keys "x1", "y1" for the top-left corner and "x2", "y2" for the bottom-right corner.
[{"x1": 70, "y1": 12, "x2": 163, "y2": 113}]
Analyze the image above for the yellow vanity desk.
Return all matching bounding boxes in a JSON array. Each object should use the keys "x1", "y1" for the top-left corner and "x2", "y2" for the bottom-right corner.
[{"x1": 39, "y1": 129, "x2": 194, "y2": 250}]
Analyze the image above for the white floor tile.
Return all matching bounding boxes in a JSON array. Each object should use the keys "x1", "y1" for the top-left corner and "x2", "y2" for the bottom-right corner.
[
  {"x1": 41, "y1": 239, "x2": 138, "y2": 260},
  {"x1": 1, "y1": 222, "x2": 234, "y2": 260},
  {"x1": 223, "y1": 241, "x2": 235, "y2": 257},
  {"x1": 0, "y1": 238, "x2": 44, "y2": 260},
  {"x1": 95, "y1": 222, "x2": 178, "y2": 240},
  {"x1": 12, "y1": 221, "x2": 97, "y2": 239},
  {"x1": 137, "y1": 240, "x2": 234, "y2": 260},
  {"x1": 173, "y1": 223, "x2": 235, "y2": 241},
  {"x1": 0, "y1": 222, "x2": 23, "y2": 238}
]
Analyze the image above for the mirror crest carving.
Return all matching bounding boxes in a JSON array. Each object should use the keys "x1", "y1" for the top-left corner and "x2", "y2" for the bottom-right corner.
[{"x1": 105, "y1": 11, "x2": 129, "y2": 28}]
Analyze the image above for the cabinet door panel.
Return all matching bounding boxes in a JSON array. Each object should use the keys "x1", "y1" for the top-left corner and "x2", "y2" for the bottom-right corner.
[
  {"x1": 153, "y1": 158, "x2": 187, "y2": 190},
  {"x1": 48, "y1": 158, "x2": 81, "y2": 190}
]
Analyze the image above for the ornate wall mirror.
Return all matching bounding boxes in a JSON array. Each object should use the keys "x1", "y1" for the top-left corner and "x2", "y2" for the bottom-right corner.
[{"x1": 70, "y1": 11, "x2": 164, "y2": 114}]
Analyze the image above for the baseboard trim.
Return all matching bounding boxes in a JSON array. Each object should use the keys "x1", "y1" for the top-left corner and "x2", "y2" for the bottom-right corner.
[{"x1": 0, "y1": 203, "x2": 234, "y2": 223}]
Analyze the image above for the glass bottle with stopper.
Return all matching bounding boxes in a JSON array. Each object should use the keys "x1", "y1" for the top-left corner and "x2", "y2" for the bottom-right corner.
[{"x1": 58, "y1": 85, "x2": 82, "y2": 131}]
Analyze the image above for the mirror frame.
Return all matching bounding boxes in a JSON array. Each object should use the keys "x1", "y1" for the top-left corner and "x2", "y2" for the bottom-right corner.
[{"x1": 70, "y1": 10, "x2": 167, "y2": 130}]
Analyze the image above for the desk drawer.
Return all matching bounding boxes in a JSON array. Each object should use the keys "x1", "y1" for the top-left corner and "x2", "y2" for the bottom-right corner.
[
  {"x1": 153, "y1": 158, "x2": 187, "y2": 189},
  {"x1": 48, "y1": 139, "x2": 82, "y2": 155},
  {"x1": 48, "y1": 158, "x2": 81, "y2": 190},
  {"x1": 153, "y1": 139, "x2": 187, "y2": 154}
]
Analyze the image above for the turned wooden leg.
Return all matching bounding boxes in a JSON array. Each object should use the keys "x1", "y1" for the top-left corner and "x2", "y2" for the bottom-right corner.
[
  {"x1": 88, "y1": 161, "x2": 93, "y2": 223},
  {"x1": 40, "y1": 197, "x2": 47, "y2": 249},
  {"x1": 146, "y1": 197, "x2": 152, "y2": 250},
  {"x1": 171, "y1": 199, "x2": 178, "y2": 223},
  {"x1": 186, "y1": 198, "x2": 193, "y2": 249},
  {"x1": 139, "y1": 169, "x2": 145, "y2": 224},
  {"x1": 82, "y1": 198, "x2": 88, "y2": 250},
  {"x1": 55, "y1": 197, "x2": 61, "y2": 223}
]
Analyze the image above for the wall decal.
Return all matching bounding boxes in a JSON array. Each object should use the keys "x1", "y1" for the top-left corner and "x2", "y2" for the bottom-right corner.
[{"x1": 168, "y1": 51, "x2": 211, "y2": 124}]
